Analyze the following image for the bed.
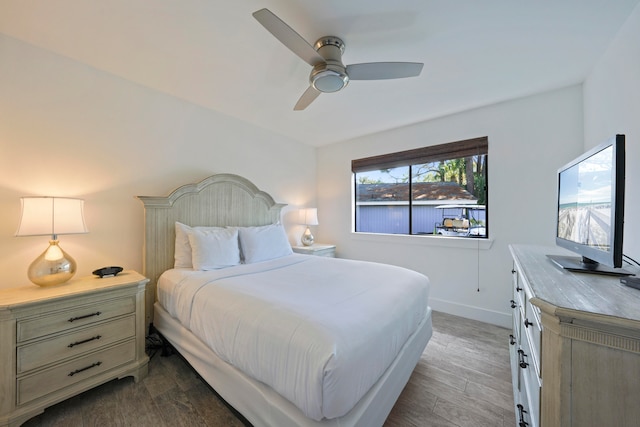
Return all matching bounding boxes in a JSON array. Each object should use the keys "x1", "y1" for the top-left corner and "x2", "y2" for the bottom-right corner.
[{"x1": 137, "y1": 173, "x2": 433, "y2": 427}]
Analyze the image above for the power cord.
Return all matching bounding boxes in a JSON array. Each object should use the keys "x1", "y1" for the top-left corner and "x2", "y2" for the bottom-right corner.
[
  {"x1": 145, "y1": 333, "x2": 164, "y2": 359},
  {"x1": 623, "y1": 254, "x2": 640, "y2": 267}
]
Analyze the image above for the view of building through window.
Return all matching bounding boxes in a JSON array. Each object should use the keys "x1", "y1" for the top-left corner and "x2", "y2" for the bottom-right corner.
[{"x1": 352, "y1": 138, "x2": 488, "y2": 237}]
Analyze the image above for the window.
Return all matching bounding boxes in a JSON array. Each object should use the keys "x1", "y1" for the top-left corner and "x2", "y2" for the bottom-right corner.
[{"x1": 352, "y1": 137, "x2": 488, "y2": 238}]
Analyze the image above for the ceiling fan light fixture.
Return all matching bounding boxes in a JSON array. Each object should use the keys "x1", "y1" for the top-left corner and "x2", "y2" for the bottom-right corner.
[{"x1": 312, "y1": 69, "x2": 349, "y2": 93}]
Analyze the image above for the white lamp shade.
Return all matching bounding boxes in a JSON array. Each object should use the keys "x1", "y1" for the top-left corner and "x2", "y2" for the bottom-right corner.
[
  {"x1": 16, "y1": 197, "x2": 88, "y2": 237},
  {"x1": 301, "y1": 208, "x2": 318, "y2": 226}
]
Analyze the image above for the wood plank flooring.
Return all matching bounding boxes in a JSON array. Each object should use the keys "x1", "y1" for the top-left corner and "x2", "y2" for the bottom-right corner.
[{"x1": 22, "y1": 311, "x2": 515, "y2": 427}]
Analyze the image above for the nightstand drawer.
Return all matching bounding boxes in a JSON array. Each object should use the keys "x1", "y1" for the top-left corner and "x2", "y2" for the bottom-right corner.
[
  {"x1": 17, "y1": 296, "x2": 136, "y2": 342},
  {"x1": 17, "y1": 315, "x2": 136, "y2": 374},
  {"x1": 17, "y1": 339, "x2": 136, "y2": 406},
  {"x1": 292, "y1": 244, "x2": 336, "y2": 257}
]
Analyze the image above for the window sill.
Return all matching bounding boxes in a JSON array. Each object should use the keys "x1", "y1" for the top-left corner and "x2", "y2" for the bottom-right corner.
[{"x1": 350, "y1": 232, "x2": 494, "y2": 250}]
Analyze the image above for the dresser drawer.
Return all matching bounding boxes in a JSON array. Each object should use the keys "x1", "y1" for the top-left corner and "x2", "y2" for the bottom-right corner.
[
  {"x1": 17, "y1": 315, "x2": 136, "y2": 374},
  {"x1": 509, "y1": 333, "x2": 520, "y2": 395},
  {"x1": 17, "y1": 339, "x2": 136, "y2": 406},
  {"x1": 512, "y1": 266, "x2": 526, "y2": 311},
  {"x1": 511, "y1": 285, "x2": 521, "y2": 343},
  {"x1": 17, "y1": 296, "x2": 136, "y2": 342},
  {"x1": 519, "y1": 323, "x2": 541, "y2": 427},
  {"x1": 524, "y1": 298, "x2": 542, "y2": 376}
]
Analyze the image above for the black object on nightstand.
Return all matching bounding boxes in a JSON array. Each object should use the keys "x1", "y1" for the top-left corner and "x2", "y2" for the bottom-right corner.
[{"x1": 93, "y1": 266, "x2": 123, "y2": 278}]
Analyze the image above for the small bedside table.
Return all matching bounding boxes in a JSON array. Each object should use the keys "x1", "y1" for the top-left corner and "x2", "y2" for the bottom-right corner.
[
  {"x1": 292, "y1": 244, "x2": 336, "y2": 257},
  {"x1": 0, "y1": 271, "x2": 149, "y2": 427}
]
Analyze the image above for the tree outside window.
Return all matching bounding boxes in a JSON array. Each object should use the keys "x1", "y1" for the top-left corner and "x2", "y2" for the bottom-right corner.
[{"x1": 353, "y1": 137, "x2": 488, "y2": 237}]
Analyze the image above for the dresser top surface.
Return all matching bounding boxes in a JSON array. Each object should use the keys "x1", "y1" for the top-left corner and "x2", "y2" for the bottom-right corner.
[
  {"x1": 510, "y1": 244, "x2": 640, "y2": 323},
  {"x1": 0, "y1": 270, "x2": 148, "y2": 308}
]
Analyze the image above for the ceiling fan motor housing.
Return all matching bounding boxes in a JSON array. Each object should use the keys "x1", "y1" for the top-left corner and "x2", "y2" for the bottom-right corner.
[{"x1": 311, "y1": 37, "x2": 349, "y2": 93}]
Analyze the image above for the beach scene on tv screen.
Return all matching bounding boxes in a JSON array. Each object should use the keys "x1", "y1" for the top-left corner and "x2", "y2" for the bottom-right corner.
[{"x1": 557, "y1": 146, "x2": 613, "y2": 250}]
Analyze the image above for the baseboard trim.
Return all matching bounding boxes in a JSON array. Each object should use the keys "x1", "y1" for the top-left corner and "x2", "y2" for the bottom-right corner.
[{"x1": 429, "y1": 298, "x2": 511, "y2": 328}]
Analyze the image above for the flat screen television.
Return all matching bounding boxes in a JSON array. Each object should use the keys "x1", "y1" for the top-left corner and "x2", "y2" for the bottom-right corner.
[{"x1": 548, "y1": 134, "x2": 631, "y2": 276}]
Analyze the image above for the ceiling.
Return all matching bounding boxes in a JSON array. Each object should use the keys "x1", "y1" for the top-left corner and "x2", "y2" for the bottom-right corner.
[{"x1": 1, "y1": 0, "x2": 638, "y2": 146}]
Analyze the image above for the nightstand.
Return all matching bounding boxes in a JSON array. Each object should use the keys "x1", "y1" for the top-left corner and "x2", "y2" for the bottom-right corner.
[
  {"x1": 292, "y1": 244, "x2": 336, "y2": 257},
  {"x1": 0, "y1": 271, "x2": 149, "y2": 427}
]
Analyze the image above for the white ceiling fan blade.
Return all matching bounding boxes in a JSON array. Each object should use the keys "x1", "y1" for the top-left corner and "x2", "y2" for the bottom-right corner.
[
  {"x1": 253, "y1": 9, "x2": 324, "y2": 66},
  {"x1": 347, "y1": 62, "x2": 424, "y2": 80},
  {"x1": 294, "y1": 86, "x2": 321, "y2": 110}
]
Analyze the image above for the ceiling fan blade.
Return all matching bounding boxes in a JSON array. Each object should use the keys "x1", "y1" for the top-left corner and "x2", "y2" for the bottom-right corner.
[
  {"x1": 294, "y1": 86, "x2": 321, "y2": 110},
  {"x1": 253, "y1": 9, "x2": 324, "y2": 66},
  {"x1": 347, "y1": 62, "x2": 424, "y2": 80}
]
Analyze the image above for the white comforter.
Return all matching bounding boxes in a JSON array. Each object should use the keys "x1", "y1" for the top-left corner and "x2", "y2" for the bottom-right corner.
[{"x1": 157, "y1": 254, "x2": 430, "y2": 421}]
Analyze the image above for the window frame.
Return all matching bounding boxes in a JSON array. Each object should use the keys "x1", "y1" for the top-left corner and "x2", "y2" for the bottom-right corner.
[{"x1": 352, "y1": 136, "x2": 489, "y2": 237}]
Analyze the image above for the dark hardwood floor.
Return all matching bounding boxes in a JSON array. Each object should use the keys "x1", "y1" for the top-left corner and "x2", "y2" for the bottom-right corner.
[{"x1": 22, "y1": 311, "x2": 514, "y2": 427}]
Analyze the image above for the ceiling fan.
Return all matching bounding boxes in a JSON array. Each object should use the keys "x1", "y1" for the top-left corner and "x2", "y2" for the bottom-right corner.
[{"x1": 252, "y1": 8, "x2": 424, "y2": 111}]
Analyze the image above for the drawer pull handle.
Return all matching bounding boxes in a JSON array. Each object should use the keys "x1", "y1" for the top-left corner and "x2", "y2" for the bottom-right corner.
[
  {"x1": 510, "y1": 299, "x2": 517, "y2": 309},
  {"x1": 509, "y1": 334, "x2": 516, "y2": 345},
  {"x1": 517, "y1": 404, "x2": 529, "y2": 426},
  {"x1": 524, "y1": 318, "x2": 533, "y2": 328},
  {"x1": 518, "y1": 349, "x2": 529, "y2": 369},
  {"x1": 68, "y1": 311, "x2": 102, "y2": 323},
  {"x1": 516, "y1": 285, "x2": 522, "y2": 292},
  {"x1": 68, "y1": 335, "x2": 102, "y2": 348},
  {"x1": 68, "y1": 361, "x2": 102, "y2": 377}
]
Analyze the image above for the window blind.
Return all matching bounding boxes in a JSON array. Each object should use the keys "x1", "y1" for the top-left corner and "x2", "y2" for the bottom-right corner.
[{"x1": 351, "y1": 136, "x2": 488, "y2": 173}]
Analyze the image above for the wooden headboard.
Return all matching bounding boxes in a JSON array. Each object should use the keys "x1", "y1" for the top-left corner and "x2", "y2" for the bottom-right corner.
[{"x1": 137, "y1": 173, "x2": 286, "y2": 326}]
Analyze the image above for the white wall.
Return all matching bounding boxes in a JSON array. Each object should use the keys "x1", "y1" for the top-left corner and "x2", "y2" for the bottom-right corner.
[
  {"x1": 584, "y1": 3, "x2": 640, "y2": 264},
  {"x1": 317, "y1": 86, "x2": 584, "y2": 327},
  {"x1": 0, "y1": 35, "x2": 316, "y2": 289}
]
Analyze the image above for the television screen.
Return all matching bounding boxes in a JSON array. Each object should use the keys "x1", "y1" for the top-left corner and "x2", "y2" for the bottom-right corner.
[
  {"x1": 549, "y1": 134, "x2": 630, "y2": 276},
  {"x1": 558, "y1": 144, "x2": 615, "y2": 249}
]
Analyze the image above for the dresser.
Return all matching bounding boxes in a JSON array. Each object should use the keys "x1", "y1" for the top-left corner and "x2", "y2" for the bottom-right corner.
[
  {"x1": 292, "y1": 244, "x2": 336, "y2": 257},
  {"x1": 0, "y1": 271, "x2": 149, "y2": 427},
  {"x1": 509, "y1": 244, "x2": 640, "y2": 427}
]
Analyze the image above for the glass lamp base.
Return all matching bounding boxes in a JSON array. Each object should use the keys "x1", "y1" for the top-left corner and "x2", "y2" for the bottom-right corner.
[
  {"x1": 301, "y1": 227, "x2": 315, "y2": 246},
  {"x1": 28, "y1": 240, "x2": 77, "y2": 286}
]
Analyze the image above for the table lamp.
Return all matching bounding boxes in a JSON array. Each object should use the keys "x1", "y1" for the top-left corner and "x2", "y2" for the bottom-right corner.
[
  {"x1": 300, "y1": 208, "x2": 318, "y2": 246},
  {"x1": 16, "y1": 197, "x2": 88, "y2": 286}
]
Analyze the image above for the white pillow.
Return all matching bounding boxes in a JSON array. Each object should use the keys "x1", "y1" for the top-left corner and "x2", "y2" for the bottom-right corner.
[
  {"x1": 187, "y1": 227, "x2": 241, "y2": 270},
  {"x1": 174, "y1": 222, "x2": 224, "y2": 268},
  {"x1": 237, "y1": 224, "x2": 293, "y2": 264}
]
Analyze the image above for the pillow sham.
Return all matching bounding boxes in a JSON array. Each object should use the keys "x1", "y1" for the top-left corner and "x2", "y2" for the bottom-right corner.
[
  {"x1": 187, "y1": 227, "x2": 241, "y2": 270},
  {"x1": 237, "y1": 223, "x2": 293, "y2": 264},
  {"x1": 174, "y1": 222, "x2": 224, "y2": 268}
]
